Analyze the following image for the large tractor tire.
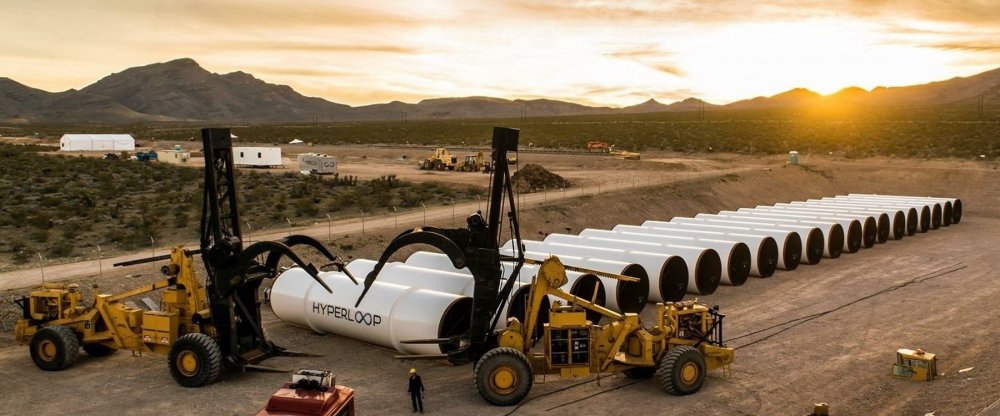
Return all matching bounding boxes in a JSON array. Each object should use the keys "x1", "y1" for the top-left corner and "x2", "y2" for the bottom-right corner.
[
  {"x1": 168, "y1": 333, "x2": 222, "y2": 387},
  {"x1": 30, "y1": 325, "x2": 80, "y2": 371},
  {"x1": 419, "y1": 160, "x2": 430, "y2": 170},
  {"x1": 474, "y1": 347, "x2": 533, "y2": 406},
  {"x1": 83, "y1": 343, "x2": 118, "y2": 357},
  {"x1": 434, "y1": 160, "x2": 445, "y2": 171},
  {"x1": 657, "y1": 346, "x2": 706, "y2": 395}
]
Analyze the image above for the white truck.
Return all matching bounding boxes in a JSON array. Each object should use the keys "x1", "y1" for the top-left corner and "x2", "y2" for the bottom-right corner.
[{"x1": 297, "y1": 153, "x2": 337, "y2": 174}]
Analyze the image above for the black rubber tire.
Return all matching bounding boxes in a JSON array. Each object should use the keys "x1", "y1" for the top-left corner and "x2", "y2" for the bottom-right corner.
[
  {"x1": 657, "y1": 346, "x2": 706, "y2": 395},
  {"x1": 623, "y1": 366, "x2": 657, "y2": 379},
  {"x1": 30, "y1": 325, "x2": 80, "y2": 371},
  {"x1": 168, "y1": 333, "x2": 222, "y2": 387},
  {"x1": 82, "y1": 343, "x2": 118, "y2": 357},
  {"x1": 474, "y1": 347, "x2": 533, "y2": 406}
]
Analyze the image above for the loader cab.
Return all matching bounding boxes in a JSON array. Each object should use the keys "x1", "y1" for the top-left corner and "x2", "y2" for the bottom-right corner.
[
  {"x1": 20, "y1": 283, "x2": 83, "y2": 321},
  {"x1": 892, "y1": 348, "x2": 937, "y2": 381}
]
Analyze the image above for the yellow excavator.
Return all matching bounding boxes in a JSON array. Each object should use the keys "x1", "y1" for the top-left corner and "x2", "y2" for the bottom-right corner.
[{"x1": 456, "y1": 152, "x2": 493, "y2": 173}]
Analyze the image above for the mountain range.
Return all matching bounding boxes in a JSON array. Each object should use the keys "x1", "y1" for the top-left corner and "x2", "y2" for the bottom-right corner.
[{"x1": 1, "y1": 58, "x2": 998, "y2": 124}]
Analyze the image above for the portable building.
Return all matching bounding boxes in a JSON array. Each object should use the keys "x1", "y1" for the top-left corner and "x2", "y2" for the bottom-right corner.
[
  {"x1": 298, "y1": 153, "x2": 337, "y2": 174},
  {"x1": 59, "y1": 134, "x2": 135, "y2": 151},
  {"x1": 234, "y1": 147, "x2": 283, "y2": 167}
]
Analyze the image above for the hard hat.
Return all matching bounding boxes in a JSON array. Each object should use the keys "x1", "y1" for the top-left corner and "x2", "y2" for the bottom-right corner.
[{"x1": 410, "y1": 368, "x2": 417, "y2": 374}]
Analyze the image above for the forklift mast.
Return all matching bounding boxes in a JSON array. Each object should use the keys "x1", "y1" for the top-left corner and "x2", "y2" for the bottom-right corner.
[
  {"x1": 198, "y1": 128, "x2": 344, "y2": 367},
  {"x1": 355, "y1": 127, "x2": 524, "y2": 364}
]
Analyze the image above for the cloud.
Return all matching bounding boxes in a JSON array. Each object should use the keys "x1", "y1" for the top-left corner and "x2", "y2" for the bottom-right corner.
[{"x1": 925, "y1": 43, "x2": 1000, "y2": 52}]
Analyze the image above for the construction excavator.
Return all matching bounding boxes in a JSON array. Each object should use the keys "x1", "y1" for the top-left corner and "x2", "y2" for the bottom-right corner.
[
  {"x1": 13, "y1": 128, "x2": 353, "y2": 387},
  {"x1": 355, "y1": 127, "x2": 733, "y2": 405}
]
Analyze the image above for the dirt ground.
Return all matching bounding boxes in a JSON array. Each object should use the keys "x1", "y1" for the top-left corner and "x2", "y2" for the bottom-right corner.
[{"x1": 1, "y1": 148, "x2": 999, "y2": 415}]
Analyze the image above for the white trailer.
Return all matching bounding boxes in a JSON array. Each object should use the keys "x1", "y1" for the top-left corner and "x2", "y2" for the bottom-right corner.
[
  {"x1": 59, "y1": 134, "x2": 135, "y2": 151},
  {"x1": 233, "y1": 147, "x2": 283, "y2": 168},
  {"x1": 298, "y1": 153, "x2": 337, "y2": 174}
]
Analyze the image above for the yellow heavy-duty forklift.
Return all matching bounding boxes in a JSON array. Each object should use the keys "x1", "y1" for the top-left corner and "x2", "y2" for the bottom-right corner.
[
  {"x1": 475, "y1": 256, "x2": 734, "y2": 405},
  {"x1": 356, "y1": 127, "x2": 733, "y2": 406},
  {"x1": 13, "y1": 128, "x2": 350, "y2": 387}
]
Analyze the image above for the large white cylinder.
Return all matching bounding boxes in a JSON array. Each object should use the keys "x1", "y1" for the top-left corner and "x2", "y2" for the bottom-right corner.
[
  {"x1": 554, "y1": 231, "x2": 753, "y2": 285},
  {"x1": 597, "y1": 225, "x2": 779, "y2": 277},
  {"x1": 518, "y1": 236, "x2": 717, "y2": 299},
  {"x1": 748, "y1": 206, "x2": 878, "y2": 248},
  {"x1": 735, "y1": 208, "x2": 869, "y2": 252},
  {"x1": 271, "y1": 269, "x2": 472, "y2": 355},
  {"x1": 818, "y1": 198, "x2": 928, "y2": 234},
  {"x1": 698, "y1": 213, "x2": 844, "y2": 259},
  {"x1": 500, "y1": 244, "x2": 651, "y2": 312},
  {"x1": 629, "y1": 222, "x2": 802, "y2": 271},
  {"x1": 847, "y1": 193, "x2": 962, "y2": 225},
  {"x1": 403, "y1": 251, "x2": 607, "y2": 324},
  {"x1": 798, "y1": 200, "x2": 914, "y2": 238},
  {"x1": 674, "y1": 216, "x2": 825, "y2": 265},
  {"x1": 775, "y1": 203, "x2": 895, "y2": 243},
  {"x1": 835, "y1": 196, "x2": 943, "y2": 230},
  {"x1": 717, "y1": 210, "x2": 853, "y2": 256}
]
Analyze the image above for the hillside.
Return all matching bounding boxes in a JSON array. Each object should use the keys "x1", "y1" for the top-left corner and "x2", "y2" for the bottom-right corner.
[{"x1": 1, "y1": 58, "x2": 998, "y2": 124}]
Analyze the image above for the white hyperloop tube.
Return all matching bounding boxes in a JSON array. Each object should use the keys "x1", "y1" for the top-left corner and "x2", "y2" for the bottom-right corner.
[
  {"x1": 611, "y1": 224, "x2": 780, "y2": 278},
  {"x1": 271, "y1": 268, "x2": 472, "y2": 355},
  {"x1": 735, "y1": 208, "x2": 868, "y2": 252},
  {"x1": 403, "y1": 251, "x2": 606, "y2": 324},
  {"x1": 513, "y1": 239, "x2": 679, "y2": 301},
  {"x1": 675, "y1": 216, "x2": 825, "y2": 265},
  {"x1": 499, "y1": 243, "x2": 651, "y2": 312},
  {"x1": 629, "y1": 222, "x2": 801, "y2": 271},
  {"x1": 799, "y1": 200, "x2": 914, "y2": 238},
  {"x1": 818, "y1": 197, "x2": 928, "y2": 234},
  {"x1": 522, "y1": 237, "x2": 716, "y2": 298},
  {"x1": 836, "y1": 195, "x2": 943, "y2": 230},
  {"x1": 545, "y1": 232, "x2": 746, "y2": 288},
  {"x1": 703, "y1": 213, "x2": 845, "y2": 259},
  {"x1": 751, "y1": 206, "x2": 880, "y2": 248},
  {"x1": 847, "y1": 193, "x2": 962, "y2": 225},
  {"x1": 720, "y1": 210, "x2": 855, "y2": 255},
  {"x1": 776, "y1": 202, "x2": 895, "y2": 243}
]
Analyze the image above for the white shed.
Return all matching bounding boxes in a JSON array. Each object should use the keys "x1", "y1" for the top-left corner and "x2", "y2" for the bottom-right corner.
[
  {"x1": 234, "y1": 147, "x2": 283, "y2": 167},
  {"x1": 59, "y1": 134, "x2": 135, "y2": 151}
]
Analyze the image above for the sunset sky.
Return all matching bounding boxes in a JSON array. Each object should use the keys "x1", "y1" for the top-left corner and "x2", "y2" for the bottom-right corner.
[{"x1": 3, "y1": 0, "x2": 999, "y2": 107}]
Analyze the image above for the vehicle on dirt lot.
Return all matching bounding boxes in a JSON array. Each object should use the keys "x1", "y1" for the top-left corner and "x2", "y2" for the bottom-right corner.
[{"x1": 418, "y1": 147, "x2": 457, "y2": 170}]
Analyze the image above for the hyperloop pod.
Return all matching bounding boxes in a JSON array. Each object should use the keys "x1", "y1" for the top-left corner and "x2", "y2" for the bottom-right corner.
[
  {"x1": 271, "y1": 268, "x2": 472, "y2": 355},
  {"x1": 819, "y1": 197, "x2": 929, "y2": 234},
  {"x1": 836, "y1": 196, "x2": 943, "y2": 230},
  {"x1": 847, "y1": 193, "x2": 962, "y2": 225},
  {"x1": 674, "y1": 216, "x2": 825, "y2": 265},
  {"x1": 776, "y1": 202, "x2": 894, "y2": 243},
  {"x1": 702, "y1": 213, "x2": 845, "y2": 259},
  {"x1": 799, "y1": 200, "x2": 914, "y2": 238},
  {"x1": 403, "y1": 251, "x2": 605, "y2": 324},
  {"x1": 500, "y1": 243, "x2": 651, "y2": 312},
  {"x1": 345, "y1": 258, "x2": 551, "y2": 329},
  {"x1": 545, "y1": 232, "x2": 747, "y2": 287},
  {"x1": 737, "y1": 207, "x2": 871, "y2": 251},
  {"x1": 629, "y1": 222, "x2": 801, "y2": 271},
  {"x1": 519, "y1": 237, "x2": 716, "y2": 298},
  {"x1": 578, "y1": 226, "x2": 770, "y2": 280}
]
